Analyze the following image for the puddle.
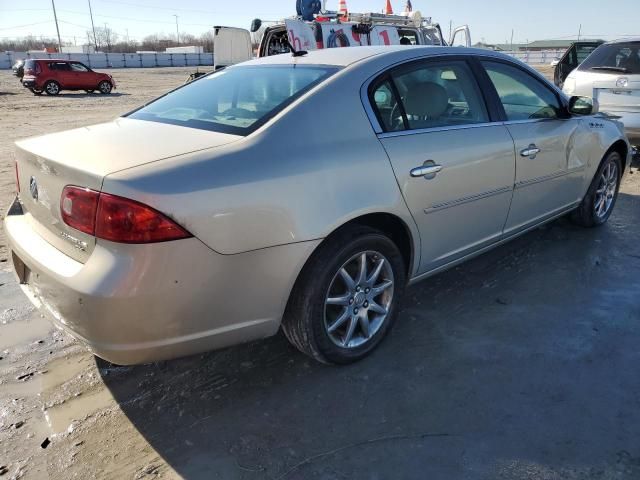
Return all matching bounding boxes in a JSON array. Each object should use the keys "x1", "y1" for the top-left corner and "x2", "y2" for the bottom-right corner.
[
  {"x1": 1, "y1": 378, "x2": 42, "y2": 398},
  {"x1": 42, "y1": 355, "x2": 94, "y2": 391},
  {"x1": 44, "y1": 387, "x2": 116, "y2": 434},
  {"x1": 0, "y1": 315, "x2": 53, "y2": 350}
]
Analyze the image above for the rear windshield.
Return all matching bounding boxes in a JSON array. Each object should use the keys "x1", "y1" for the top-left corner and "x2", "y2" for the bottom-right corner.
[
  {"x1": 127, "y1": 65, "x2": 339, "y2": 135},
  {"x1": 578, "y1": 42, "x2": 640, "y2": 74},
  {"x1": 24, "y1": 59, "x2": 36, "y2": 70}
]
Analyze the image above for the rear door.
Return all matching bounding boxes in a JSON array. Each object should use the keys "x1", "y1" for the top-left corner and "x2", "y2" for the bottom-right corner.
[
  {"x1": 479, "y1": 59, "x2": 585, "y2": 234},
  {"x1": 213, "y1": 27, "x2": 253, "y2": 69},
  {"x1": 49, "y1": 62, "x2": 73, "y2": 87},
  {"x1": 367, "y1": 57, "x2": 515, "y2": 273}
]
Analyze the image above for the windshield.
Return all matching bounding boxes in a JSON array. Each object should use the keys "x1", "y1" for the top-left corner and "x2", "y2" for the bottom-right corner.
[
  {"x1": 578, "y1": 42, "x2": 640, "y2": 74},
  {"x1": 127, "y1": 65, "x2": 339, "y2": 135}
]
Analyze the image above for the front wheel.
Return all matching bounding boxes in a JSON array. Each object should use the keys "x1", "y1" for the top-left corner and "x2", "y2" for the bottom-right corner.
[
  {"x1": 572, "y1": 151, "x2": 622, "y2": 227},
  {"x1": 282, "y1": 226, "x2": 406, "y2": 364},
  {"x1": 98, "y1": 81, "x2": 112, "y2": 94}
]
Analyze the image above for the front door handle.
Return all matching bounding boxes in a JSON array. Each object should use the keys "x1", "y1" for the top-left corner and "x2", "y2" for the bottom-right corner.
[
  {"x1": 520, "y1": 144, "x2": 541, "y2": 158},
  {"x1": 410, "y1": 164, "x2": 443, "y2": 178}
]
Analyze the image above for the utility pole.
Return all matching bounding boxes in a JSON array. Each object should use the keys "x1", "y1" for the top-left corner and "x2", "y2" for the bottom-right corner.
[
  {"x1": 448, "y1": 19, "x2": 452, "y2": 42},
  {"x1": 577, "y1": 24, "x2": 582, "y2": 41},
  {"x1": 88, "y1": 0, "x2": 98, "y2": 51},
  {"x1": 51, "y1": 0, "x2": 63, "y2": 52},
  {"x1": 173, "y1": 14, "x2": 180, "y2": 44},
  {"x1": 510, "y1": 29, "x2": 514, "y2": 51}
]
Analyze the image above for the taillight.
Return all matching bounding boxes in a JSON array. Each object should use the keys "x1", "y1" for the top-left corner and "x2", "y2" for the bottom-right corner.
[
  {"x1": 15, "y1": 161, "x2": 20, "y2": 193},
  {"x1": 61, "y1": 187, "x2": 100, "y2": 235},
  {"x1": 60, "y1": 186, "x2": 192, "y2": 244}
]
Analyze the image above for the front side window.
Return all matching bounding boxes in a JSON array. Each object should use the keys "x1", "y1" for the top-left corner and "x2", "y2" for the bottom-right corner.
[
  {"x1": 70, "y1": 63, "x2": 89, "y2": 72},
  {"x1": 370, "y1": 60, "x2": 489, "y2": 132},
  {"x1": 128, "y1": 65, "x2": 339, "y2": 135},
  {"x1": 578, "y1": 42, "x2": 640, "y2": 74},
  {"x1": 481, "y1": 61, "x2": 562, "y2": 121}
]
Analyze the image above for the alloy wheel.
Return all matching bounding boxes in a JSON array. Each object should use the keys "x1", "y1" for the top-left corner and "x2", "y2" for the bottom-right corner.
[
  {"x1": 45, "y1": 82, "x2": 59, "y2": 95},
  {"x1": 593, "y1": 161, "x2": 618, "y2": 219},
  {"x1": 324, "y1": 250, "x2": 394, "y2": 349}
]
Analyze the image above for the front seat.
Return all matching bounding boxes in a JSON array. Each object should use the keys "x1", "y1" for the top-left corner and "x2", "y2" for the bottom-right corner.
[{"x1": 403, "y1": 82, "x2": 450, "y2": 129}]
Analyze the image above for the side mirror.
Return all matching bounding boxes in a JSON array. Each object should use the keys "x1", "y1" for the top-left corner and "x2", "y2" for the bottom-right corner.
[
  {"x1": 568, "y1": 96, "x2": 599, "y2": 116},
  {"x1": 250, "y1": 18, "x2": 262, "y2": 33}
]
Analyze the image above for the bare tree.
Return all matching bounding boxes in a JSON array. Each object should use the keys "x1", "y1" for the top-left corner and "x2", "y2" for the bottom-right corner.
[{"x1": 92, "y1": 26, "x2": 118, "y2": 52}]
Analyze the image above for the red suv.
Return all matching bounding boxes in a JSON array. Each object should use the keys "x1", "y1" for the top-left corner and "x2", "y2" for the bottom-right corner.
[{"x1": 22, "y1": 59, "x2": 116, "y2": 96}]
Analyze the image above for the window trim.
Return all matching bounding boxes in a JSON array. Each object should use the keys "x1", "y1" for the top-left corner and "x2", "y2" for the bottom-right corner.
[
  {"x1": 474, "y1": 57, "x2": 571, "y2": 122},
  {"x1": 366, "y1": 56, "x2": 494, "y2": 134}
]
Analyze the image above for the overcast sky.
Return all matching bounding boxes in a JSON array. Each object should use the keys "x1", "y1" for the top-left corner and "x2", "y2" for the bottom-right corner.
[{"x1": 1, "y1": 0, "x2": 638, "y2": 45}]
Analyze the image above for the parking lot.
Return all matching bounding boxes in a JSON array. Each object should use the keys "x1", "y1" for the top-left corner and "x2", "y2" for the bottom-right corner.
[{"x1": 0, "y1": 66, "x2": 639, "y2": 479}]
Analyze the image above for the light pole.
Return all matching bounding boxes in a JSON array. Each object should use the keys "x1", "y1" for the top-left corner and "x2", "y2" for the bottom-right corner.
[
  {"x1": 173, "y1": 14, "x2": 180, "y2": 44},
  {"x1": 88, "y1": 0, "x2": 98, "y2": 51},
  {"x1": 51, "y1": 0, "x2": 63, "y2": 52}
]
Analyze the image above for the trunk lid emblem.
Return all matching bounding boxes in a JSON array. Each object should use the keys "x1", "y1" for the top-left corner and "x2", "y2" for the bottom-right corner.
[{"x1": 29, "y1": 176, "x2": 38, "y2": 201}]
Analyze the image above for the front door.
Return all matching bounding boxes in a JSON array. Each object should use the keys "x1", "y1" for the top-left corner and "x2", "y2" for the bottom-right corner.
[
  {"x1": 554, "y1": 41, "x2": 603, "y2": 88},
  {"x1": 69, "y1": 62, "x2": 94, "y2": 89},
  {"x1": 480, "y1": 60, "x2": 586, "y2": 234},
  {"x1": 368, "y1": 58, "x2": 515, "y2": 273}
]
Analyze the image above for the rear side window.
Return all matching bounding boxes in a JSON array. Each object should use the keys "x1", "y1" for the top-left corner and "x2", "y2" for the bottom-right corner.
[
  {"x1": 128, "y1": 65, "x2": 339, "y2": 135},
  {"x1": 369, "y1": 60, "x2": 489, "y2": 132},
  {"x1": 481, "y1": 61, "x2": 562, "y2": 121},
  {"x1": 578, "y1": 42, "x2": 640, "y2": 74}
]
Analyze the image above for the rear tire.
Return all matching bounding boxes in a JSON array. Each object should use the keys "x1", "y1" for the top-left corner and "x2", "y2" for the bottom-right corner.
[
  {"x1": 85, "y1": 89, "x2": 95, "y2": 94},
  {"x1": 282, "y1": 225, "x2": 406, "y2": 364},
  {"x1": 29, "y1": 88, "x2": 43, "y2": 95},
  {"x1": 98, "y1": 81, "x2": 112, "y2": 94},
  {"x1": 572, "y1": 151, "x2": 622, "y2": 227},
  {"x1": 44, "y1": 81, "x2": 60, "y2": 95}
]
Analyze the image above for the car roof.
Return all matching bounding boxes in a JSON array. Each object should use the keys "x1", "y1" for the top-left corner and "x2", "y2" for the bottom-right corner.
[
  {"x1": 605, "y1": 38, "x2": 640, "y2": 45},
  {"x1": 242, "y1": 45, "x2": 511, "y2": 68}
]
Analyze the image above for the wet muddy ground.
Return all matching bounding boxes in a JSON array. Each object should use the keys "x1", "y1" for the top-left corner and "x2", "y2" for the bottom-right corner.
[{"x1": 1, "y1": 67, "x2": 639, "y2": 479}]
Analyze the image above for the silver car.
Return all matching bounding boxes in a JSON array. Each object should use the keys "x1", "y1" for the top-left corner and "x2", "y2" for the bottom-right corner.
[
  {"x1": 5, "y1": 46, "x2": 631, "y2": 365},
  {"x1": 562, "y1": 39, "x2": 640, "y2": 145}
]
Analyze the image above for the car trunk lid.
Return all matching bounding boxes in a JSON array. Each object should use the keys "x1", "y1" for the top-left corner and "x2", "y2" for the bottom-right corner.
[{"x1": 15, "y1": 118, "x2": 241, "y2": 262}]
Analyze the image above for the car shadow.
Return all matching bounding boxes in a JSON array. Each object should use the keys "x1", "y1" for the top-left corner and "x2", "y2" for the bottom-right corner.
[
  {"x1": 99, "y1": 193, "x2": 640, "y2": 479},
  {"x1": 53, "y1": 92, "x2": 129, "y2": 98}
]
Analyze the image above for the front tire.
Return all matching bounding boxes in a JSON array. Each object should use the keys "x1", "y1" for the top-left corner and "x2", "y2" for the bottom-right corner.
[
  {"x1": 98, "y1": 81, "x2": 112, "y2": 94},
  {"x1": 572, "y1": 151, "x2": 622, "y2": 227},
  {"x1": 44, "y1": 81, "x2": 60, "y2": 95},
  {"x1": 282, "y1": 226, "x2": 406, "y2": 364}
]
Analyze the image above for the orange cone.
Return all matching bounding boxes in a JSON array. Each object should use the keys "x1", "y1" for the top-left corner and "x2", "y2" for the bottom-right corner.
[
  {"x1": 338, "y1": 0, "x2": 348, "y2": 20},
  {"x1": 384, "y1": 0, "x2": 393, "y2": 14}
]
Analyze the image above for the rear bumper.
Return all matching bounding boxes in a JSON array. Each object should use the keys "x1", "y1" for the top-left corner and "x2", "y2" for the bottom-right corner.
[
  {"x1": 610, "y1": 111, "x2": 640, "y2": 144},
  {"x1": 5, "y1": 200, "x2": 318, "y2": 364}
]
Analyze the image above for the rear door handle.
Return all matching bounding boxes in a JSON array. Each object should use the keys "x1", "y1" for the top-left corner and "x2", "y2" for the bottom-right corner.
[
  {"x1": 520, "y1": 144, "x2": 541, "y2": 158},
  {"x1": 410, "y1": 164, "x2": 443, "y2": 178}
]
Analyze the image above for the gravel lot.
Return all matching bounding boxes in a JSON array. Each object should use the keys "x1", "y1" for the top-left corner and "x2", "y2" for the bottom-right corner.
[{"x1": 0, "y1": 66, "x2": 639, "y2": 480}]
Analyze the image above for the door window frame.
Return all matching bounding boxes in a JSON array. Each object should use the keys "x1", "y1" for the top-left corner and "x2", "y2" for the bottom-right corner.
[
  {"x1": 473, "y1": 57, "x2": 571, "y2": 123},
  {"x1": 363, "y1": 54, "x2": 502, "y2": 136}
]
